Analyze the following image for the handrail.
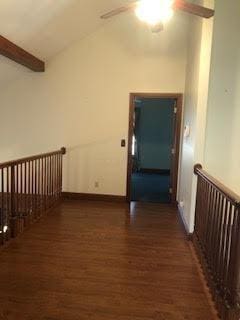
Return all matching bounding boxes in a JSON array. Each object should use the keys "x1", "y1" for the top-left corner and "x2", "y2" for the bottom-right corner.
[
  {"x1": 0, "y1": 147, "x2": 66, "y2": 244},
  {"x1": 194, "y1": 164, "x2": 240, "y2": 320},
  {"x1": 0, "y1": 147, "x2": 66, "y2": 169},
  {"x1": 194, "y1": 164, "x2": 240, "y2": 205}
]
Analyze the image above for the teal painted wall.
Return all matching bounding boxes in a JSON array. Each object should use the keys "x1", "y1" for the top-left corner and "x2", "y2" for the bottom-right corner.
[{"x1": 135, "y1": 98, "x2": 175, "y2": 170}]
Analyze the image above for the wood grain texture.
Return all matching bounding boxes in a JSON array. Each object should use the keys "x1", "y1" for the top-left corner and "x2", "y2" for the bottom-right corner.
[
  {"x1": 194, "y1": 164, "x2": 240, "y2": 320},
  {"x1": 0, "y1": 148, "x2": 66, "y2": 243},
  {"x1": 62, "y1": 192, "x2": 126, "y2": 202},
  {"x1": 100, "y1": 3, "x2": 137, "y2": 19},
  {"x1": 0, "y1": 200, "x2": 218, "y2": 319},
  {"x1": 0, "y1": 35, "x2": 45, "y2": 72},
  {"x1": 174, "y1": 0, "x2": 214, "y2": 18}
]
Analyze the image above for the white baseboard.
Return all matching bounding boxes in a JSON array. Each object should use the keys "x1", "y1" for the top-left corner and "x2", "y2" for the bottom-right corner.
[{"x1": 177, "y1": 204, "x2": 192, "y2": 239}]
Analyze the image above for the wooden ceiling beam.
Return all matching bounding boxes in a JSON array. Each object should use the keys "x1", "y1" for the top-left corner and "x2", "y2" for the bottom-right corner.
[
  {"x1": 0, "y1": 35, "x2": 45, "y2": 72},
  {"x1": 174, "y1": 0, "x2": 215, "y2": 18}
]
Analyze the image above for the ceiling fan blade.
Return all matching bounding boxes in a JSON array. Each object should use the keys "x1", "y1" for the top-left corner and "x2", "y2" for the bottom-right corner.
[
  {"x1": 173, "y1": 0, "x2": 214, "y2": 18},
  {"x1": 151, "y1": 23, "x2": 164, "y2": 33},
  {"x1": 100, "y1": 3, "x2": 137, "y2": 19}
]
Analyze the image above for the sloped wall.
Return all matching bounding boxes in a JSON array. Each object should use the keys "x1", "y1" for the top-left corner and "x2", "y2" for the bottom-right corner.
[{"x1": 0, "y1": 18, "x2": 187, "y2": 195}]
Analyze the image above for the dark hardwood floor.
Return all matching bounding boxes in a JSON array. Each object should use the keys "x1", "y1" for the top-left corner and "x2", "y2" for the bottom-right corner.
[{"x1": 0, "y1": 200, "x2": 218, "y2": 320}]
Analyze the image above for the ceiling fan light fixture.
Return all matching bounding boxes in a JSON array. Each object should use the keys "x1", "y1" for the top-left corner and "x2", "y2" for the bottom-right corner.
[{"x1": 135, "y1": 0, "x2": 174, "y2": 25}]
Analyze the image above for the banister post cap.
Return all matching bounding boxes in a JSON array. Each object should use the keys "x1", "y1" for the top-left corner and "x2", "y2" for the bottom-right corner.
[
  {"x1": 194, "y1": 163, "x2": 202, "y2": 174},
  {"x1": 61, "y1": 147, "x2": 66, "y2": 155}
]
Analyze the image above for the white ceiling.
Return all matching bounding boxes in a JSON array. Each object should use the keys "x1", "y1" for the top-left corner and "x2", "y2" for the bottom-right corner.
[{"x1": 0, "y1": 0, "x2": 190, "y2": 86}]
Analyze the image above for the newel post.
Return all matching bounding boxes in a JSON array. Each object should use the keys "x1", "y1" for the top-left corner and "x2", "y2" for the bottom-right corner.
[
  {"x1": 61, "y1": 147, "x2": 66, "y2": 155},
  {"x1": 194, "y1": 163, "x2": 202, "y2": 175}
]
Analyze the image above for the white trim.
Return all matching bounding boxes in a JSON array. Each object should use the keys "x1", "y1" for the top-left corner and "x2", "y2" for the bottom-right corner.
[{"x1": 178, "y1": 204, "x2": 190, "y2": 235}]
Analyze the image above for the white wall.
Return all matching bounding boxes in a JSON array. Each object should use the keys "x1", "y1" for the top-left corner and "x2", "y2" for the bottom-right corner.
[
  {"x1": 0, "y1": 16, "x2": 188, "y2": 196},
  {"x1": 178, "y1": 0, "x2": 214, "y2": 232},
  {"x1": 204, "y1": 0, "x2": 240, "y2": 195}
]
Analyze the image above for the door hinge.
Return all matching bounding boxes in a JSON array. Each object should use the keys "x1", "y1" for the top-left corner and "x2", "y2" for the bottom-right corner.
[
  {"x1": 174, "y1": 100, "x2": 177, "y2": 114},
  {"x1": 169, "y1": 188, "x2": 173, "y2": 194}
]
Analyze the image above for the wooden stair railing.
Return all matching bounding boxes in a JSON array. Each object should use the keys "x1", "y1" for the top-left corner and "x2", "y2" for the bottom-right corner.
[
  {"x1": 194, "y1": 164, "x2": 240, "y2": 320},
  {"x1": 0, "y1": 147, "x2": 66, "y2": 244}
]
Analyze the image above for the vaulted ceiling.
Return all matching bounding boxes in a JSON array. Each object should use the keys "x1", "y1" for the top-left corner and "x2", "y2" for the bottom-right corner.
[{"x1": 0, "y1": 0, "x2": 190, "y2": 86}]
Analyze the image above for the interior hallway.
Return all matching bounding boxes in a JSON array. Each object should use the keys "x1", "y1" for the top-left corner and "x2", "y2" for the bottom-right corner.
[{"x1": 0, "y1": 200, "x2": 218, "y2": 320}]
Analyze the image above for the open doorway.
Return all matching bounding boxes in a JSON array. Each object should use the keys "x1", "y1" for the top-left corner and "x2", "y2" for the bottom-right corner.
[{"x1": 127, "y1": 93, "x2": 182, "y2": 204}]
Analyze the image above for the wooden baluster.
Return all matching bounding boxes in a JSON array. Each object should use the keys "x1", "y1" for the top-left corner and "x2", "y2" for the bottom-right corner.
[
  {"x1": 214, "y1": 193, "x2": 224, "y2": 290},
  {"x1": 35, "y1": 159, "x2": 38, "y2": 214},
  {"x1": 52, "y1": 155, "x2": 55, "y2": 203},
  {"x1": 203, "y1": 179, "x2": 209, "y2": 249},
  {"x1": 49, "y1": 156, "x2": 51, "y2": 205},
  {"x1": 0, "y1": 169, "x2": 4, "y2": 244},
  {"x1": 197, "y1": 178, "x2": 203, "y2": 243},
  {"x1": 194, "y1": 177, "x2": 200, "y2": 239},
  {"x1": 58, "y1": 153, "x2": 60, "y2": 198},
  {"x1": 223, "y1": 204, "x2": 235, "y2": 303},
  {"x1": 60, "y1": 153, "x2": 63, "y2": 196},
  {"x1": 204, "y1": 181, "x2": 211, "y2": 250},
  {"x1": 45, "y1": 157, "x2": 47, "y2": 209},
  {"x1": 208, "y1": 187, "x2": 216, "y2": 269},
  {"x1": 44, "y1": 157, "x2": 46, "y2": 209},
  {"x1": 47, "y1": 156, "x2": 49, "y2": 208},
  {"x1": 54, "y1": 155, "x2": 57, "y2": 203},
  {"x1": 222, "y1": 201, "x2": 231, "y2": 301},
  {"x1": 32, "y1": 160, "x2": 35, "y2": 216},
  {"x1": 50, "y1": 155, "x2": 53, "y2": 206},
  {"x1": 36, "y1": 159, "x2": 39, "y2": 215},
  {"x1": 48, "y1": 155, "x2": 51, "y2": 207},
  {"x1": 210, "y1": 189, "x2": 219, "y2": 281},
  {"x1": 227, "y1": 205, "x2": 240, "y2": 307},
  {"x1": 41, "y1": 157, "x2": 43, "y2": 214},
  {"x1": 218, "y1": 200, "x2": 229, "y2": 300},
  {"x1": 41, "y1": 158, "x2": 44, "y2": 212},
  {"x1": 205, "y1": 184, "x2": 213, "y2": 263},
  {"x1": 199, "y1": 178, "x2": 204, "y2": 243},
  {"x1": 37, "y1": 159, "x2": 40, "y2": 212},
  {"x1": 28, "y1": 161, "x2": 31, "y2": 221},
  {"x1": 16, "y1": 164, "x2": 19, "y2": 233},
  {"x1": 217, "y1": 197, "x2": 226, "y2": 297},
  {"x1": 31, "y1": 160, "x2": 33, "y2": 217},
  {"x1": 19, "y1": 163, "x2": 23, "y2": 232},
  {"x1": 24, "y1": 162, "x2": 27, "y2": 226},
  {"x1": 53, "y1": 155, "x2": 56, "y2": 202},
  {"x1": 34, "y1": 159, "x2": 37, "y2": 217},
  {"x1": 59, "y1": 153, "x2": 61, "y2": 199},
  {"x1": 39, "y1": 158, "x2": 41, "y2": 213},
  {"x1": 50, "y1": 155, "x2": 52, "y2": 206},
  {"x1": 34, "y1": 159, "x2": 37, "y2": 215},
  {"x1": 10, "y1": 164, "x2": 17, "y2": 237},
  {"x1": 6, "y1": 167, "x2": 10, "y2": 241}
]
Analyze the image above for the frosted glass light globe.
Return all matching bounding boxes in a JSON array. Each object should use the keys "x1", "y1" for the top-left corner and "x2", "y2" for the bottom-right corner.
[{"x1": 135, "y1": 0, "x2": 174, "y2": 25}]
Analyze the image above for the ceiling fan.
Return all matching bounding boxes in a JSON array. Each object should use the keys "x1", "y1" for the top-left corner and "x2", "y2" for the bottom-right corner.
[{"x1": 101, "y1": 0, "x2": 214, "y2": 33}]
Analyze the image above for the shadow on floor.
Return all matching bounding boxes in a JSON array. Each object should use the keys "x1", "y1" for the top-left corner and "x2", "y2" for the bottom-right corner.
[{"x1": 131, "y1": 172, "x2": 171, "y2": 203}]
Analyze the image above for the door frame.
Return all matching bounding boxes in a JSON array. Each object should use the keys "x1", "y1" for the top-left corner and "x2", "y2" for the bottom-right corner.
[{"x1": 126, "y1": 92, "x2": 183, "y2": 204}]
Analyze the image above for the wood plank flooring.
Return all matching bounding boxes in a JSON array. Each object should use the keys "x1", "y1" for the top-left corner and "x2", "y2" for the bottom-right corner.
[{"x1": 0, "y1": 200, "x2": 218, "y2": 320}]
